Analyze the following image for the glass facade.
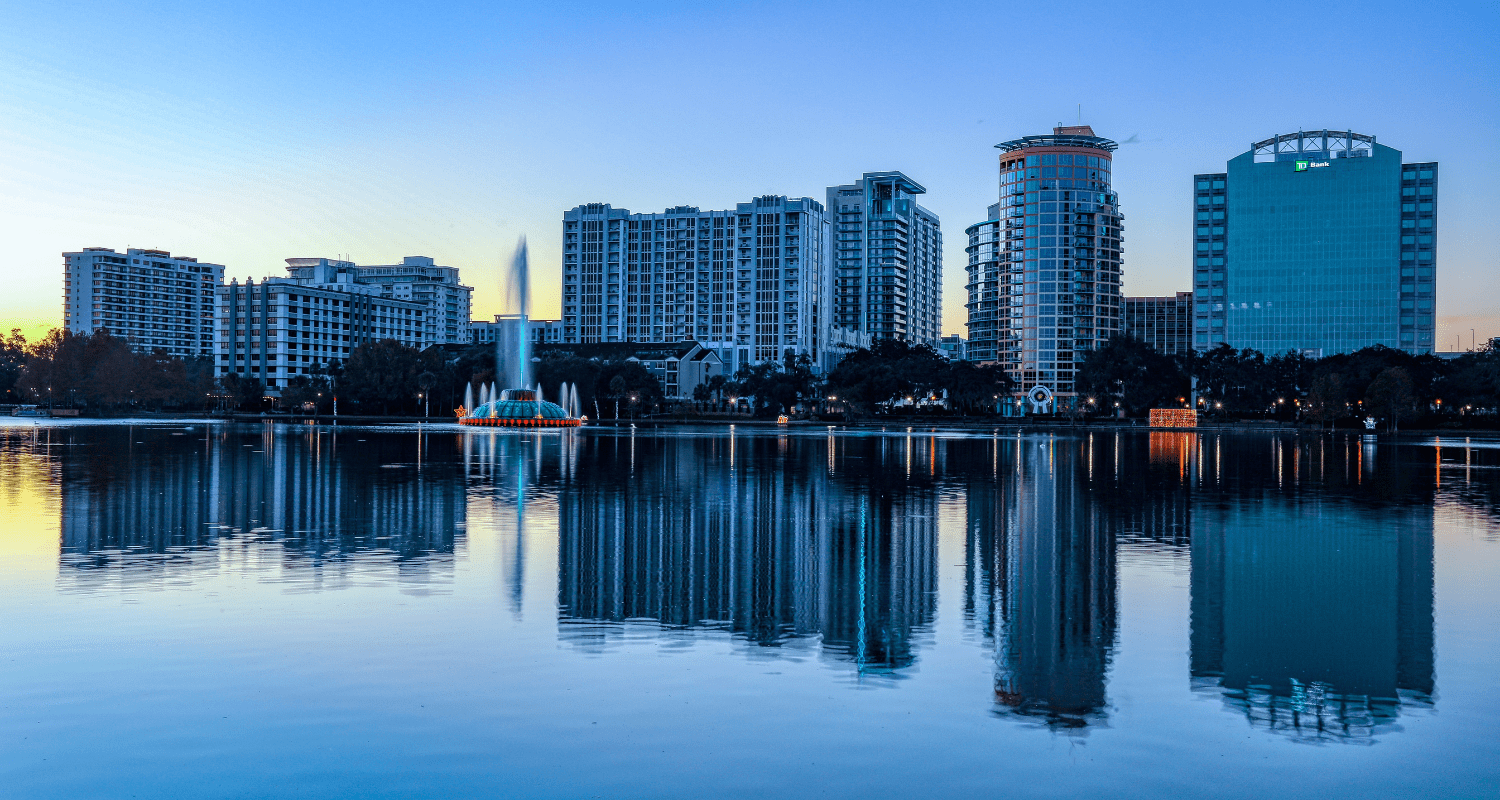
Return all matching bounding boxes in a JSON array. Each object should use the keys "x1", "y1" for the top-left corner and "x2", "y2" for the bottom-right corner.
[
  {"x1": 1193, "y1": 130, "x2": 1436, "y2": 356},
  {"x1": 989, "y1": 126, "x2": 1124, "y2": 401}
]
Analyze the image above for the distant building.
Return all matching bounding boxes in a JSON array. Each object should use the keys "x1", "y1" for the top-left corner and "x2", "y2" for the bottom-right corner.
[
  {"x1": 216, "y1": 273, "x2": 426, "y2": 391},
  {"x1": 1193, "y1": 130, "x2": 1436, "y2": 356},
  {"x1": 62, "y1": 247, "x2": 224, "y2": 358},
  {"x1": 536, "y1": 341, "x2": 723, "y2": 401},
  {"x1": 562, "y1": 197, "x2": 829, "y2": 375},
  {"x1": 283, "y1": 256, "x2": 472, "y2": 346},
  {"x1": 822, "y1": 326, "x2": 874, "y2": 373},
  {"x1": 937, "y1": 334, "x2": 967, "y2": 361},
  {"x1": 1125, "y1": 292, "x2": 1193, "y2": 355},
  {"x1": 826, "y1": 172, "x2": 942, "y2": 347},
  {"x1": 990, "y1": 125, "x2": 1125, "y2": 405},
  {"x1": 472, "y1": 317, "x2": 563, "y2": 347},
  {"x1": 964, "y1": 206, "x2": 1003, "y2": 364}
]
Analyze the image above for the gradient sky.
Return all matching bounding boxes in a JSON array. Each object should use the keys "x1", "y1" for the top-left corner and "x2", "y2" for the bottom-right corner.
[{"x1": 2, "y1": 0, "x2": 1496, "y2": 349}]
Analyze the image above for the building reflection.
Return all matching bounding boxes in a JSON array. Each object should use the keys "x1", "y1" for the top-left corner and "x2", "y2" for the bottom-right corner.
[
  {"x1": 557, "y1": 432, "x2": 937, "y2": 676},
  {"x1": 1189, "y1": 494, "x2": 1435, "y2": 743},
  {"x1": 57, "y1": 425, "x2": 466, "y2": 586},
  {"x1": 967, "y1": 435, "x2": 1119, "y2": 731}
]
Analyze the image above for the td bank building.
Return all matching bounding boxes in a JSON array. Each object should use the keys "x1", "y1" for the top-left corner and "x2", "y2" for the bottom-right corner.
[{"x1": 1192, "y1": 130, "x2": 1437, "y2": 355}]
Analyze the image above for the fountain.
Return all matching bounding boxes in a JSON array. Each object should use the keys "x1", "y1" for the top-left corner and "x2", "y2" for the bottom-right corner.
[{"x1": 460, "y1": 238, "x2": 582, "y2": 428}]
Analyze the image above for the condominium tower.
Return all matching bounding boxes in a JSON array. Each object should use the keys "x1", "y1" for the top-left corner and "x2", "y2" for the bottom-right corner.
[
  {"x1": 62, "y1": 247, "x2": 224, "y2": 358},
  {"x1": 983, "y1": 126, "x2": 1124, "y2": 401},
  {"x1": 560, "y1": 197, "x2": 829, "y2": 374},
  {"x1": 1193, "y1": 130, "x2": 1436, "y2": 355},
  {"x1": 826, "y1": 172, "x2": 942, "y2": 347}
]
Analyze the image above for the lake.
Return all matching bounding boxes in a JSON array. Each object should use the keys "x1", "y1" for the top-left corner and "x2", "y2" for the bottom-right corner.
[{"x1": 2, "y1": 422, "x2": 1498, "y2": 798}]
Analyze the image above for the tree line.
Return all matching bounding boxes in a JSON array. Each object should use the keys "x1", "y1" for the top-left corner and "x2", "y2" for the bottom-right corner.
[
  {"x1": 7, "y1": 326, "x2": 1496, "y2": 428},
  {"x1": 1075, "y1": 335, "x2": 1500, "y2": 429}
]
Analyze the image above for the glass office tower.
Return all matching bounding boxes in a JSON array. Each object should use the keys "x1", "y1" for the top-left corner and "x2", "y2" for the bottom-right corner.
[
  {"x1": 992, "y1": 126, "x2": 1124, "y2": 405},
  {"x1": 1193, "y1": 130, "x2": 1437, "y2": 356}
]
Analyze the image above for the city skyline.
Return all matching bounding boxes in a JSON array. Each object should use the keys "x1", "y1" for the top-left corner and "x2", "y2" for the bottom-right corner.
[{"x1": 2, "y1": 1, "x2": 1496, "y2": 350}]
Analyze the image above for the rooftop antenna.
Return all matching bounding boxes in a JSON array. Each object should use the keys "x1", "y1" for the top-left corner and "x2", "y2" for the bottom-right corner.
[{"x1": 1078, "y1": 104, "x2": 1081, "y2": 124}]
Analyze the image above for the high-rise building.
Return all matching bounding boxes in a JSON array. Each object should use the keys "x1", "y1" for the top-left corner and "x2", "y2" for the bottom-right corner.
[
  {"x1": 826, "y1": 172, "x2": 942, "y2": 347},
  {"x1": 964, "y1": 204, "x2": 1004, "y2": 363},
  {"x1": 216, "y1": 270, "x2": 427, "y2": 391},
  {"x1": 561, "y1": 197, "x2": 829, "y2": 375},
  {"x1": 62, "y1": 247, "x2": 224, "y2": 358},
  {"x1": 284, "y1": 256, "x2": 472, "y2": 346},
  {"x1": 1125, "y1": 292, "x2": 1194, "y2": 355},
  {"x1": 991, "y1": 126, "x2": 1125, "y2": 404},
  {"x1": 1193, "y1": 130, "x2": 1436, "y2": 356}
]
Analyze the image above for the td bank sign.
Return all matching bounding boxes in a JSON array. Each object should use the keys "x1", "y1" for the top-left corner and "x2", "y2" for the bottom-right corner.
[{"x1": 1294, "y1": 160, "x2": 1331, "y2": 171}]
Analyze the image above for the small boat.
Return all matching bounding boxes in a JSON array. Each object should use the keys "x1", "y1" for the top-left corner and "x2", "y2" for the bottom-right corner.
[{"x1": 11, "y1": 405, "x2": 48, "y2": 418}]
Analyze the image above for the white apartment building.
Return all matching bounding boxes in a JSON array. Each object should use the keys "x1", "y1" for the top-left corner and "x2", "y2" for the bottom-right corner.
[
  {"x1": 826, "y1": 172, "x2": 943, "y2": 348},
  {"x1": 216, "y1": 271, "x2": 426, "y2": 391},
  {"x1": 471, "y1": 317, "x2": 564, "y2": 346},
  {"x1": 283, "y1": 256, "x2": 472, "y2": 345},
  {"x1": 62, "y1": 247, "x2": 224, "y2": 358},
  {"x1": 561, "y1": 196, "x2": 830, "y2": 375}
]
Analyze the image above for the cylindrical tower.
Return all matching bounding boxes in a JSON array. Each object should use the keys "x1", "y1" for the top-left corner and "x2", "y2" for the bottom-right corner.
[{"x1": 992, "y1": 125, "x2": 1124, "y2": 408}]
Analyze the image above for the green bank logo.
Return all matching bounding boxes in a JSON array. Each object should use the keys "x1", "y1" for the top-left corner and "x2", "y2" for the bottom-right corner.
[
  {"x1": 1295, "y1": 160, "x2": 1309, "y2": 172},
  {"x1": 1294, "y1": 160, "x2": 1330, "y2": 172}
]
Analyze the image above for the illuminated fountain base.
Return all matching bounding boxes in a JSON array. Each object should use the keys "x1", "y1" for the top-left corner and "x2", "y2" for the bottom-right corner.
[{"x1": 459, "y1": 389, "x2": 583, "y2": 428}]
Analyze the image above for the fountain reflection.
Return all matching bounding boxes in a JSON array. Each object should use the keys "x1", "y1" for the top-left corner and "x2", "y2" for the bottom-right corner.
[{"x1": 557, "y1": 433, "x2": 937, "y2": 677}]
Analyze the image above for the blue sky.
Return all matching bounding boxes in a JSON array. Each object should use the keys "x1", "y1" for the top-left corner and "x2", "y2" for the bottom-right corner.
[{"x1": 2, "y1": 0, "x2": 1496, "y2": 347}]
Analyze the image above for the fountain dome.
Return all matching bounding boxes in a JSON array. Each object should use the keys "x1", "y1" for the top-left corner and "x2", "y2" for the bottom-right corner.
[{"x1": 461, "y1": 389, "x2": 581, "y2": 427}]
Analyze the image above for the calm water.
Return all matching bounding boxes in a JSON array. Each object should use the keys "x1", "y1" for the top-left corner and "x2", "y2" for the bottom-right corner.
[{"x1": 2, "y1": 422, "x2": 1498, "y2": 798}]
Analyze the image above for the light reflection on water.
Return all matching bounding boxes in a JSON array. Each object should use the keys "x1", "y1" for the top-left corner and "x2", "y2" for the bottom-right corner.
[{"x1": 2, "y1": 423, "x2": 1498, "y2": 798}]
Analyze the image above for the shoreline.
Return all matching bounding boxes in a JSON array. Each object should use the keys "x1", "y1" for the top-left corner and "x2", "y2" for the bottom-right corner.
[{"x1": 6, "y1": 412, "x2": 1499, "y2": 441}]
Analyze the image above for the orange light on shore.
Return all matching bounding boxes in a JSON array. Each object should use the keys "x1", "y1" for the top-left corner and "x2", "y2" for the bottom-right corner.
[{"x1": 1149, "y1": 408, "x2": 1198, "y2": 428}]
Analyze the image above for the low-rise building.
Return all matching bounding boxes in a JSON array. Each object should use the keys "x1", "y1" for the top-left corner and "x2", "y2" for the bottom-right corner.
[{"x1": 536, "y1": 341, "x2": 723, "y2": 401}]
